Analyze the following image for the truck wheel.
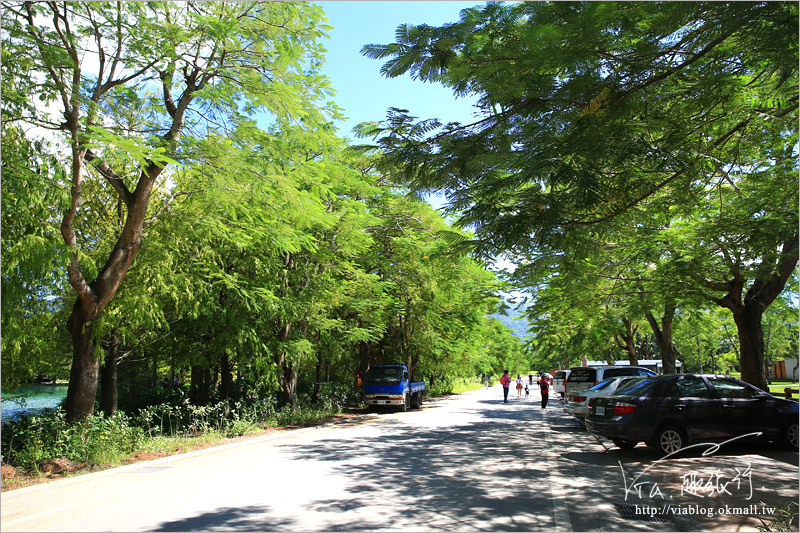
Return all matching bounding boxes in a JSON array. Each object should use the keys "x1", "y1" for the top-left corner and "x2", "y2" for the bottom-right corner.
[{"x1": 412, "y1": 392, "x2": 422, "y2": 409}]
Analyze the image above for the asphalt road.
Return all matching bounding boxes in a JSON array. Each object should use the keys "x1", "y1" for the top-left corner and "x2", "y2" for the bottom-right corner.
[{"x1": 1, "y1": 386, "x2": 797, "y2": 532}]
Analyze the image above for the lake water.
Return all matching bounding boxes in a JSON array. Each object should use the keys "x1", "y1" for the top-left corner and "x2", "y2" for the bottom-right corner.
[{"x1": 1, "y1": 384, "x2": 68, "y2": 423}]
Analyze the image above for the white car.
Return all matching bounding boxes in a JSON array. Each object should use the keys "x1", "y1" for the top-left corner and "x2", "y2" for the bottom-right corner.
[
  {"x1": 564, "y1": 376, "x2": 638, "y2": 423},
  {"x1": 552, "y1": 370, "x2": 570, "y2": 397}
]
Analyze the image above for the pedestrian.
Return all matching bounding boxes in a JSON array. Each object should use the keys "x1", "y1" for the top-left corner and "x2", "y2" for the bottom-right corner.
[
  {"x1": 483, "y1": 373, "x2": 489, "y2": 389},
  {"x1": 524, "y1": 385, "x2": 530, "y2": 398},
  {"x1": 516, "y1": 374, "x2": 523, "y2": 397},
  {"x1": 540, "y1": 374, "x2": 550, "y2": 408},
  {"x1": 529, "y1": 373, "x2": 533, "y2": 386},
  {"x1": 500, "y1": 370, "x2": 511, "y2": 403}
]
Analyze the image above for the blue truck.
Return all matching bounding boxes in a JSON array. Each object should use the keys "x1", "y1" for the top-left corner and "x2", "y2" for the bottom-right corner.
[{"x1": 364, "y1": 365, "x2": 425, "y2": 412}]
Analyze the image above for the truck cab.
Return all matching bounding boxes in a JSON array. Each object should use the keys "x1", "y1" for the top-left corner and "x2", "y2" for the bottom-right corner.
[{"x1": 364, "y1": 365, "x2": 425, "y2": 412}]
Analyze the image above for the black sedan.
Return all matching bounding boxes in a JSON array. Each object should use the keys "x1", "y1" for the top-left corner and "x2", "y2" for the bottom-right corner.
[{"x1": 585, "y1": 374, "x2": 799, "y2": 456}]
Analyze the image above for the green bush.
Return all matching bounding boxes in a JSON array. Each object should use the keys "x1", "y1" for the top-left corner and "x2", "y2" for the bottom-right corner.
[
  {"x1": 1, "y1": 387, "x2": 357, "y2": 475},
  {"x1": 134, "y1": 396, "x2": 277, "y2": 437},
  {"x1": 1, "y1": 409, "x2": 144, "y2": 473},
  {"x1": 317, "y1": 382, "x2": 362, "y2": 410}
]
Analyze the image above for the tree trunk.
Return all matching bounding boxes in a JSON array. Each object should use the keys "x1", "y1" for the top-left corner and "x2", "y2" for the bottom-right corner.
[
  {"x1": 190, "y1": 364, "x2": 211, "y2": 405},
  {"x1": 278, "y1": 352, "x2": 297, "y2": 410},
  {"x1": 644, "y1": 299, "x2": 677, "y2": 374},
  {"x1": 614, "y1": 318, "x2": 638, "y2": 365},
  {"x1": 702, "y1": 238, "x2": 797, "y2": 388},
  {"x1": 99, "y1": 333, "x2": 119, "y2": 417},
  {"x1": 312, "y1": 358, "x2": 322, "y2": 404},
  {"x1": 64, "y1": 307, "x2": 100, "y2": 423},
  {"x1": 219, "y1": 352, "x2": 233, "y2": 400},
  {"x1": 733, "y1": 306, "x2": 768, "y2": 390},
  {"x1": 358, "y1": 339, "x2": 377, "y2": 378},
  {"x1": 275, "y1": 321, "x2": 297, "y2": 409}
]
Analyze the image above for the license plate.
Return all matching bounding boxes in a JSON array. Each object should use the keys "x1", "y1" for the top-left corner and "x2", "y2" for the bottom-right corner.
[
  {"x1": 376, "y1": 400, "x2": 387, "y2": 405},
  {"x1": 596, "y1": 406, "x2": 605, "y2": 416}
]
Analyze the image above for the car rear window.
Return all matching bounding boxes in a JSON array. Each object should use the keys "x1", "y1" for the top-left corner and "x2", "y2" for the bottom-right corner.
[
  {"x1": 568, "y1": 368, "x2": 596, "y2": 381},
  {"x1": 588, "y1": 378, "x2": 615, "y2": 391},
  {"x1": 614, "y1": 377, "x2": 656, "y2": 396},
  {"x1": 604, "y1": 368, "x2": 643, "y2": 378},
  {"x1": 554, "y1": 371, "x2": 567, "y2": 379}
]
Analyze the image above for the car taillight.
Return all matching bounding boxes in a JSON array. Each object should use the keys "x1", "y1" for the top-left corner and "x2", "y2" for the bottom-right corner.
[
  {"x1": 571, "y1": 395, "x2": 586, "y2": 402},
  {"x1": 612, "y1": 402, "x2": 637, "y2": 415}
]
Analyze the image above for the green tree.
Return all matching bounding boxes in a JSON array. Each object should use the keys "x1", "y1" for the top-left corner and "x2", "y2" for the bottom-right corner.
[
  {"x1": 358, "y1": 1, "x2": 798, "y2": 388},
  {"x1": 3, "y1": 1, "x2": 337, "y2": 420}
]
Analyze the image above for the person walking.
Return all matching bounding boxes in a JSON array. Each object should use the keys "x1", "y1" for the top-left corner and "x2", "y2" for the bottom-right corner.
[
  {"x1": 483, "y1": 373, "x2": 489, "y2": 389},
  {"x1": 539, "y1": 373, "x2": 550, "y2": 408},
  {"x1": 500, "y1": 370, "x2": 511, "y2": 403},
  {"x1": 516, "y1": 374, "x2": 524, "y2": 397}
]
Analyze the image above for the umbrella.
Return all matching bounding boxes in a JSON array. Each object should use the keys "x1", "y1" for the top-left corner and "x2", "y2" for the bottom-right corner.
[{"x1": 541, "y1": 372, "x2": 553, "y2": 378}]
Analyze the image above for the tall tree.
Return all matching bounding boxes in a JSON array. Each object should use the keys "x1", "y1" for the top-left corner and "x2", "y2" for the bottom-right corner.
[
  {"x1": 4, "y1": 1, "x2": 335, "y2": 420},
  {"x1": 358, "y1": 1, "x2": 798, "y2": 387}
]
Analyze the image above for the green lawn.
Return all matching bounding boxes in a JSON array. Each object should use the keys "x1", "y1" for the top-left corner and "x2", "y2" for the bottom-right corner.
[{"x1": 769, "y1": 382, "x2": 799, "y2": 398}]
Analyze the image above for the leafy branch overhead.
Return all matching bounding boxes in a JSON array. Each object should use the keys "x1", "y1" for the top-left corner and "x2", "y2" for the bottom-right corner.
[{"x1": 359, "y1": 1, "x2": 798, "y2": 389}]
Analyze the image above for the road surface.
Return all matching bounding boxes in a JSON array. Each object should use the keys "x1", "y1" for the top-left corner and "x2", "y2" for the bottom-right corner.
[{"x1": 2, "y1": 386, "x2": 797, "y2": 531}]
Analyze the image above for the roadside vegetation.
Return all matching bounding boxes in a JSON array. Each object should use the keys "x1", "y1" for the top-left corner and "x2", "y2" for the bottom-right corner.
[
  {"x1": 357, "y1": 2, "x2": 798, "y2": 387},
  {"x1": 1, "y1": 0, "x2": 797, "y2": 488}
]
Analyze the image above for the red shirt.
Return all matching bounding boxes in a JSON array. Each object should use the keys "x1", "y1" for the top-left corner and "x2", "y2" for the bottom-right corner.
[{"x1": 500, "y1": 374, "x2": 511, "y2": 387}]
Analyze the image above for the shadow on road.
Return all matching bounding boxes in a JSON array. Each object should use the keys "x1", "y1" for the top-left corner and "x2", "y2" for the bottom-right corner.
[{"x1": 153, "y1": 505, "x2": 293, "y2": 532}]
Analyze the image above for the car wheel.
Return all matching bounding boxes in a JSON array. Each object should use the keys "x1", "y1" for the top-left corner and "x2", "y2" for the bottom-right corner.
[
  {"x1": 612, "y1": 439, "x2": 637, "y2": 450},
  {"x1": 784, "y1": 421, "x2": 799, "y2": 450},
  {"x1": 649, "y1": 424, "x2": 686, "y2": 457}
]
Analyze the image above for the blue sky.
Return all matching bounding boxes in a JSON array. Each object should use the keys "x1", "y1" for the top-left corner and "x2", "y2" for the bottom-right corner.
[
  {"x1": 314, "y1": 1, "x2": 483, "y2": 140},
  {"x1": 313, "y1": 2, "x2": 520, "y2": 278}
]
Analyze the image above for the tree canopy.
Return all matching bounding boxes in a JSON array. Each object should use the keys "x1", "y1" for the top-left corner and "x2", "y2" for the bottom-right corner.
[
  {"x1": 1, "y1": 1, "x2": 528, "y2": 420},
  {"x1": 357, "y1": 1, "x2": 798, "y2": 388}
]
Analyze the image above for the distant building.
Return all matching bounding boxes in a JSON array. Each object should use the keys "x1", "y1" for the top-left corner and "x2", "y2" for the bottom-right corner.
[
  {"x1": 585, "y1": 359, "x2": 684, "y2": 374},
  {"x1": 775, "y1": 358, "x2": 799, "y2": 381}
]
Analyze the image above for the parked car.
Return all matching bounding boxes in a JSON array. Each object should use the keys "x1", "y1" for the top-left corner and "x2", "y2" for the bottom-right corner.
[
  {"x1": 552, "y1": 370, "x2": 570, "y2": 398},
  {"x1": 565, "y1": 365, "x2": 655, "y2": 396},
  {"x1": 564, "y1": 376, "x2": 638, "y2": 424},
  {"x1": 585, "y1": 374, "x2": 799, "y2": 456}
]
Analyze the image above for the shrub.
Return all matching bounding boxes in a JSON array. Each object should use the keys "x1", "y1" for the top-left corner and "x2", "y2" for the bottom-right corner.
[
  {"x1": 1, "y1": 409, "x2": 144, "y2": 473},
  {"x1": 317, "y1": 382, "x2": 362, "y2": 410}
]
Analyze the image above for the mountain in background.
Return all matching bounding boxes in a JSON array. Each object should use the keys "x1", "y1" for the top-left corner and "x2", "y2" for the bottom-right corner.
[{"x1": 491, "y1": 297, "x2": 530, "y2": 340}]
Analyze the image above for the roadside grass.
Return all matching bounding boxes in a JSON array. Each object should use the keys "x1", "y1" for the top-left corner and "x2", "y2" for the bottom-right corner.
[
  {"x1": 450, "y1": 378, "x2": 484, "y2": 394},
  {"x1": 724, "y1": 372, "x2": 798, "y2": 398},
  {"x1": 0, "y1": 402, "x2": 360, "y2": 492},
  {"x1": 768, "y1": 382, "x2": 799, "y2": 398}
]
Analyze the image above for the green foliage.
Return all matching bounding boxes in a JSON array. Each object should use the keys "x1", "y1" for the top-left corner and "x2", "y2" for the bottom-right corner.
[
  {"x1": 134, "y1": 397, "x2": 277, "y2": 438},
  {"x1": 1, "y1": 1, "x2": 535, "y2": 428},
  {"x1": 315, "y1": 382, "x2": 363, "y2": 411},
  {"x1": 757, "y1": 501, "x2": 799, "y2": 532},
  {"x1": 1, "y1": 410, "x2": 145, "y2": 472},
  {"x1": 359, "y1": 2, "x2": 798, "y2": 387}
]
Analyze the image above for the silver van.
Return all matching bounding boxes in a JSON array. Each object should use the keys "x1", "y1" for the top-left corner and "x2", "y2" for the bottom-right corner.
[{"x1": 565, "y1": 365, "x2": 655, "y2": 396}]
